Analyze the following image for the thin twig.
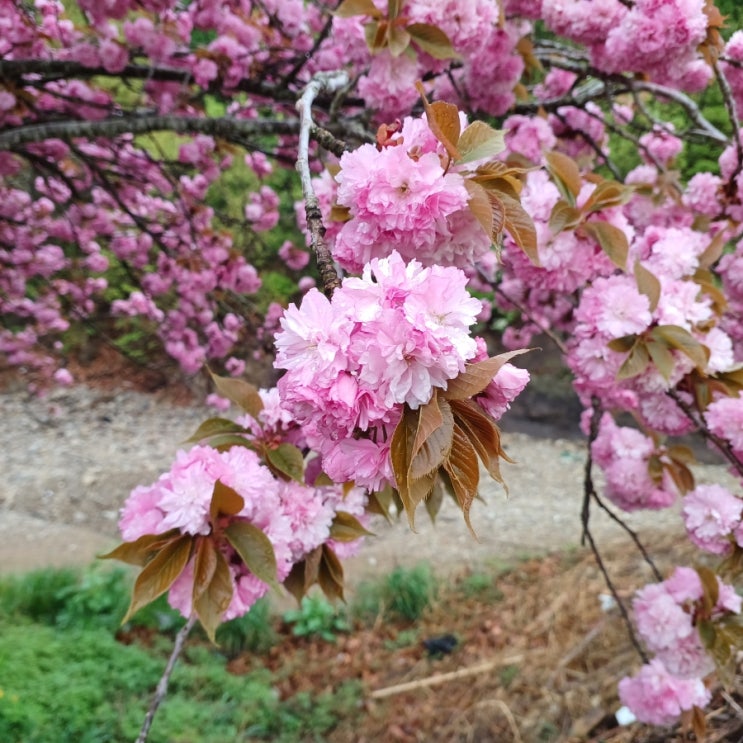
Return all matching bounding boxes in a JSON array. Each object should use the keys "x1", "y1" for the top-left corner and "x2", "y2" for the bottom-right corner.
[
  {"x1": 714, "y1": 60, "x2": 743, "y2": 188},
  {"x1": 667, "y1": 389, "x2": 743, "y2": 479},
  {"x1": 136, "y1": 615, "x2": 197, "y2": 743},
  {"x1": 581, "y1": 400, "x2": 649, "y2": 663},
  {"x1": 295, "y1": 71, "x2": 349, "y2": 297}
]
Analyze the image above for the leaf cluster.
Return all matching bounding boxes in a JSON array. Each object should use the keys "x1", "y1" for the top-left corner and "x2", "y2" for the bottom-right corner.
[{"x1": 389, "y1": 351, "x2": 528, "y2": 532}]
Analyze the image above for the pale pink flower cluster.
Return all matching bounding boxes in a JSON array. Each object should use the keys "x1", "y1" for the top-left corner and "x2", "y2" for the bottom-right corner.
[
  {"x1": 274, "y1": 251, "x2": 483, "y2": 489},
  {"x1": 620, "y1": 567, "x2": 741, "y2": 725},
  {"x1": 119, "y1": 442, "x2": 367, "y2": 621},
  {"x1": 682, "y1": 484, "x2": 743, "y2": 555},
  {"x1": 328, "y1": 115, "x2": 491, "y2": 273},
  {"x1": 705, "y1": 396, "x2": 743, "y2": 455},
  {"x1": 591, "y1": 414, "x2": 679, "y2": 511},
  {"x1": 721, "y1": 31, "x2": 743, "y2": 116}
]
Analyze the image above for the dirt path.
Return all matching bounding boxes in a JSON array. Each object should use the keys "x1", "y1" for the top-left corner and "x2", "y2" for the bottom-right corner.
[{"x1": 2, "y1": 385, "x2": 737, "y2": 582}]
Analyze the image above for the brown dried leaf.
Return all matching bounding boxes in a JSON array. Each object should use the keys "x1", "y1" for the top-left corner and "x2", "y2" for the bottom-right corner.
[
  {"x1": 416, "y1": 82, "x2": 461, "y2": 160},
  {"x1": 696, "y1": 565, "x2": 720, "y2": 613},
  {"x1": 123, "y1": 535, "x2": 193, "y2": 623},
  {"x1": 192, "y1": 536, "x2": 218, "y2": 603}
]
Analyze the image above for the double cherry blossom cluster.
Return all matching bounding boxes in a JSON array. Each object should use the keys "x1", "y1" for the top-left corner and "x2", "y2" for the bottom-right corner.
[{"x1": 619, "y1": 567, "x2": 741, "y2": 725}]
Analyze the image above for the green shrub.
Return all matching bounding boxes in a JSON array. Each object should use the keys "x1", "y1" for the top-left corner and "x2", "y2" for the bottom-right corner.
[
  {"x1": 283, "y1": 594, "x2": 350, "y2": 642},
  {"x1": 215, "y1": 597, "x2": 276, "y2": 657},
  {"x1": 352, "y1": 564, "x2": 438, "y2": 624}
]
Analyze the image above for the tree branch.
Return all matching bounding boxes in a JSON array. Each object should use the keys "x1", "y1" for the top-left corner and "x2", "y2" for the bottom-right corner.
[{"x1": 295, "y1": 71, "x2": 349, "y2": 297}]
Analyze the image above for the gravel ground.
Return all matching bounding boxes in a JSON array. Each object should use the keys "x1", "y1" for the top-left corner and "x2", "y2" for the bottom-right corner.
[{"x1": 2, "y1": 385, "x2": 737, "y2": 582}]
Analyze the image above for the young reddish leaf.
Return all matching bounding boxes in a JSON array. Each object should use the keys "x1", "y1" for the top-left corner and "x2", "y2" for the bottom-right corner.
[
  {"x1": 617, "y1": 342, "x2": 650, "y2": 380},
  {"x1": 582, "y1": 180, "x2": 633, "y2": 213},
  {"x1": 410, "y1": 393, "x2": 454, "y2": 479},
  {"x1": 424, "y1": 477, "x2": 446, "y2": 523},
  {"x1": 329, "y1": 203, "x2": 353, "y2": 223},
  {"x1": 329, "y1": 511, "x2": 375, "y2": 542},
  {"x1": 694, "y1": 268, "x2": 727, "y2": 314},
  {"x1": 442, "y1": 350, "x2": 531, "y2": 401},
  {"x1": 581, "y1": 221, "x2": 628, "y2": 269},
  {"x1": 406, "y1": 23, "x2": 459, "y2": 60},
  {"x1": 464, "y1": 180, "x2": 494, "y2": 238},
  {"x1": 194, "y1": 547, "x2": 234, "y2": 643},
  {"x1": 451, "y1": 399, "x2": 512, "y2": 485},
  {"x1": 366, "y1": 486, "x2": 395, "y2": 523},
  {"x1": 388, "y1": 0, "x2": 401, "y2": 19},
  {"x1": 500, "y1": 193, "x2": 539, "y2": 265},
  {"x1": 646, "y1": 339, "x2": 676, "y2": 381},
  {"x1": 207, "y1": 369, "x2": 263, "y2": 418},
  {"x1": 456, "y1": 121, "x2": 505, "y2": 164},
  {"x1": 698, "y1": 230, "x2": 726, "y2": 269},
  {"x1": 634, "y1": 262, "x2": 661, "y2": 312},
  {"x1": 334, "y1": 0, "x2": 382, "y2": 18},
  {"x1": 283, "y1": 547, "x2": 322, "y2": 604},
  {"x1": 266, "y1": 443, "x2": 305, "y2": 482},
  {"x1": 364, "y1": 20, "x2": 387, "y2": 51},
  {"x1": 225, "y1": 521, "x2": 281, "y2": 593},
  {"x1": 192, "y1": 536, "x2": 218, "y2": 602},
  {"x1": 210, "y1": 480, "x2": 245, "y2": 524},
  {"x1": 318, "y1": 545, "x2": 345, "y2": 602},
  {"x1": 696, "y1": 565, "x2": 720, "y2": 614},
  {"x1": 651, "y1": 325, "x2": 710, "y2": 369},
  {"x1": 549, "y1": 201, "x2": 582, "y2": 234},
  {"x1": 416, "y1": 82, "x2": 461, "y2": 161},
  {"x1": 123, "y1": 535, "x2": 193, "y2": 623},
  {"x1": 545, "y1": 151, "x2": 582, "y2": 202},
  {"x1": 664, "y1": 460, "x2": 695, "y2": 494},
  {"x1": 443, "y1": 424, "x2": 481, "y2": 537},
  {"x1": 185, "y1": 417, "x2": 247, "y2": 444},
  {"x1": 387, "y1": 23, "x2": 411, "y2": 56},
  {"x1": 99, "y1": 530, "x2": 181, "y2": 567},
  {"x1": 606, "y1": 335, "x2": 637, "y2": 353},
  {"x1": 667, "y1": 444, "x2": 696, "y2": 464}
]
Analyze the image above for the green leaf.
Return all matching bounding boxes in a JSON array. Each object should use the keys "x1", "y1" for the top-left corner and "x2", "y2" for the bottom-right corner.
[
  {"x1": 407, "y1": 22, "x2": 459, "y2": 60},
  {"x1": 123, "y1": 535, "x2": 193, "y2": 623},
  {"x1": 634, "y1": 262, "x2": 661, "y2": 313},
  {"x1": 606, "y1": 334, "x2": 637, "y2": 353},
  {"x1": 501, "y1": 193, "x2": 539, "y2": 266},
  {"x1": 266, "y1": 443, "x2": 305, "y2": 483},
  {"x1": 194, "y1": 546, "x2": 233, "y2": 643},
  {"x1": 210, "y1": 480, "x2": 245, "y2": 524},
  {"x1": 443, "y1": 424, "x2": 481, "y2": 537},
  {"x1": 442, "y1": 350, "x2": 531, "y2": 401},
  {"x1": 456, "y1": 121, "x2": 505, "y2": 164},
  {"x1": 205, "y1": 434, "x2": 258, "y2": 452},
  {"x1": 334, "y1": 0, "x2": 382, "y2": 18},
  {"x1": 208, "y1": 369, "x2": 264, "y2": 417},
  {"x1": 99, "y1": 530, "x2": 180, "y2": 567},
  {"x1": 329, "y1": 511, "x2": 375, "y2": 542},
  {"x1": 364, "y1": 20, "x2": 386, "y2": 52},
  {"x1": 651, "y1": 325, "x2": 710, "y2": 369},
  {"x1": 185, "y1": 417, "x2": 247, "y2": 444},
  {"x1": 545, "y1": 151, "x2": 582, "y2": 202},
  {"x1": 581, "y1": 221, "x2": 628, "y2": 269},
  {"x1": 225, "y1": 522, "x2": 281, "y2": 593}
]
